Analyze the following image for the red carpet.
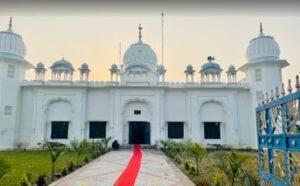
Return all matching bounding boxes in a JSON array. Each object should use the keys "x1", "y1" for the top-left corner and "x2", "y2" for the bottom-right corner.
[{"x1": 114, "y1": 144, "x2": 142, "y2": 186}]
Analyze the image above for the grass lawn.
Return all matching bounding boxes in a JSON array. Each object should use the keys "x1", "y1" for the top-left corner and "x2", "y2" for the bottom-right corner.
[{"x1": 0, "y1": 150, "x2": 89, "y2": 185}]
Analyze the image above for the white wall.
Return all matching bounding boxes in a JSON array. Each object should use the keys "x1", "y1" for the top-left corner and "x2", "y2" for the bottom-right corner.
[
  {"x1": 11, "y1": 83, "x2": 257, "y2": 149},
  {"x1": 0, "y1": 58, "x2": 27, "y2": 149},
  {"x1": 18, "y1": 87, "x2": 87, "y2": 147}
]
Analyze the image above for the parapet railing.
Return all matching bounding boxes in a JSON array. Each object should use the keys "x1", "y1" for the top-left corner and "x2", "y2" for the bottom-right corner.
[
  {"x1": 22, "y1": 80, "x2": 249, "y2": 89},
  {"x1": 256, "y1": 75, "x2": 300, "y2": 185}
]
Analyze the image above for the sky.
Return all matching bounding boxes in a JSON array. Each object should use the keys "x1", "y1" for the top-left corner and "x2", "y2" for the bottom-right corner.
[{"x1": 0, "y1": 1, "x2": 299, "y2": 84}]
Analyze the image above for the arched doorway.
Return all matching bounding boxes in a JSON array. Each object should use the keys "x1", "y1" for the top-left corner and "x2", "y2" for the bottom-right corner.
[{"x1": 122, "y1": 99, "x2": 152, "y2": 144}]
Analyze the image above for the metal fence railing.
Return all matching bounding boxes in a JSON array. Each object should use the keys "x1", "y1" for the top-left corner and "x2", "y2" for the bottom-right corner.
[{"x1": 256, "y1": 75, "x2": 300, "y2": 185}]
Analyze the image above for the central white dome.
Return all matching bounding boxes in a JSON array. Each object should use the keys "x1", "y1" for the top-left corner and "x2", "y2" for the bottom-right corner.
[
  {"x1": 123, "y1": 25, "x2": 157, "y2": 67},
  {"x1": 246, "y1": 23, "x2": 280, "y2": 63},
  {"x1": 123, "y1": 42, "x2": 157, "y2": 65}
]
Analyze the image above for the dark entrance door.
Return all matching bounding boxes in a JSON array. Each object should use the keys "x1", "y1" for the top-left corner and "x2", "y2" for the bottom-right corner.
[{"x1": 129, "y1": 121, "x2": 150, "y2": 144}]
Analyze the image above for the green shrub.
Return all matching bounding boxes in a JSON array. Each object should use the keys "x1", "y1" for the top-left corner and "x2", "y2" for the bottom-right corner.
[
  {"x1": 90, "y1": 140, "x2": 105, "y2": 158},
  {"x1": 174, "y1": 156, "x2": 182, "y2": 164},
  {"x1": 189, "y1": 166, "x2": 197, "y2": 177},
  {"x1": 61, "y1": 168, "x2": 67, "y2": 176},
  {"x1": 84, "y1": 156, "x2": 90, "y2": 163},
  {"x1": 44, "y1": 141, "x2": 65, "y2": 181},
  {"x1": 69, "y1": 139, "x2": 91, "y2": 167},
  {"x1": 187, "y1": 143, "x2": 206, "y2": 176},
  {"x1": 184, "y1": 162, "x2": 190, "y2": 171},
  {"x1": 101, "y1": 137, "x2": 112, "y2": 151},
  {"x1": 66, "y1": 161, "x2": 74, "y2": 172},
  {"x1": 35, "y1": 174, "x2": 47, "y2": 186},
  {"x1": 215, "y1": 151, "x2": 257, "y2": 185},
  {"x1": 160, "y1": 140, "x2": 186, "y2": 159},
  {"x1": 160, "y1": 141, "x2": 259, "y2": 185},
  {"x1": 20, "y1": 173, "x2": 32, "y2": 186}
]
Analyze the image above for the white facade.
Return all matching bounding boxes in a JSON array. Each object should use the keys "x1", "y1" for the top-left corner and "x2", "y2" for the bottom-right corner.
[{"x1": 0, "y1": 19, "x2": 289, "y2": 149}]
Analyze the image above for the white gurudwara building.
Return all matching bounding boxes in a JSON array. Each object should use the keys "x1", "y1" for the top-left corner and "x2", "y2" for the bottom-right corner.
[{"x1": 0, "y1": 19, "x2": 289, "y2": 149}]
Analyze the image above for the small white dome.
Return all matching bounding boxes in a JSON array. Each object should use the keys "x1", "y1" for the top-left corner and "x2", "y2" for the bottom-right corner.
[
  {"x1": 123, "y1": 25, "x2": 157, "y2": 67},
  {"x1": 81, "y1": 63, "x2": 89, "y2": 69},
  {"x1": 185, "y1": 64, "x2": 195, "y2": 75},
  {"x1": 111, "y1": 63, "x2": 118, "y2": 69},
  {"x1": 200, "y1": 56, "x2": 222, "y2": 74},
  {"x1": 36, "y1": 62, "x2": 45, "y2": 69},
  {"x1": 246, "y1": 23, "x2": 280, "y2": 63},
  {"x1": 0, "y1": 18, "x2": 26, "y2": 59},
  {"x1": 227, "y1": 65, "x2": 237, "y2": 75}
]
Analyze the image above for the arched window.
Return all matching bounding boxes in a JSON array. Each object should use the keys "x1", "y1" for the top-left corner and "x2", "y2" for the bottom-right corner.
[
  {"x1": 46, "y1": 100, "x2": 72, "y2": 140},
  {"x1": 200, "y1": 101, "x2": 225, "y2": 140}
]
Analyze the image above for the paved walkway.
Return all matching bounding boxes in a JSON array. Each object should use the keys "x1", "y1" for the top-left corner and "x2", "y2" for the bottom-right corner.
[{"x1": 51, "y1": 148, "x2": 194, "y2": 186}]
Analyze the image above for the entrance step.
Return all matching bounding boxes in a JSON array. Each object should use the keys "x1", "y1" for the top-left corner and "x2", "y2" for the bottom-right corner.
[{"x1": 121, "y1": 144, "x2": 157, "y2": 150}]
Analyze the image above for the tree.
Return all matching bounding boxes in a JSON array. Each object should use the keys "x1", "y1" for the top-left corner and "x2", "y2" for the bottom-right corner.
[
  {"x1": 44, "y1": 141, "x2": 65, "y2": 181},
  {"x1": 69, "y1": 139, "x2": 90, "y2": 167},
  {"x1": 188, "y1": 143, "x2": 206, "y2": 175},
  {"x1": 0, "y1": 158, "x2": 10, "y2": 180}
]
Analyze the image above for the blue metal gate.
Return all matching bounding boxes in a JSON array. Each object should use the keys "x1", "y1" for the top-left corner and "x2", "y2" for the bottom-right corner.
[{"x1": 256, "y1": 76, "x2": 300, "y2": 185}]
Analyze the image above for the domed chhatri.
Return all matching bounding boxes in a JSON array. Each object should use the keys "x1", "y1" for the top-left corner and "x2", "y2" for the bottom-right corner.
[
  {"x1": 109, "y1": 63, "x2": 120, "y2": 81},
  {"x1": 0, "y1": 17, "x2": 26, "y2": 59},
  {"x1": 200, "y1": 56, "x2": 222, "y2": 82},
  {"x1": 50, "y1": 58, "x2": 75, "y2": 81},
  {"x1": 50, "y1": 58, "x2": 74, "y2": 71},
  {"x1": 246, "y1": 23, "x2": 280, "y2": 63},
  {"x1": 123, "y1": 24, "x2": 157, "y2": 67},
  {"x1": 185, "y1": 64, "x2": 196, "y2": 82},
  {"x1": 226, "y1": 65, "x2": 237, "y2": 83},
  {"x1": 36, "y1": 62, "x2": 45, "y2": 69},
  {"x1": 79, "y1": 63, "x2": 90, "y2": 81},
  {"x1": 80, "y1": 63, "x2": 89, "y2": 69},
  {"x1": 34, "y1": 62, "x2": 46, "y2": 81},
  {"x1": 227, "y1": 65, "x2": 237, "y2": 75}
]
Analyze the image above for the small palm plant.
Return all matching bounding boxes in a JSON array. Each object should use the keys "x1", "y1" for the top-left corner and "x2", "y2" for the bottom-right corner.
[
  {"x1": 69, "y1": 139, "x2": 90, "y2": 167},
  {"x1": 216, "y1": 151, "x2": 256, "y2": 185},
  {"x1": 44, "y1": 141, "x2": 65, "y2": 181},
  {"x1": 91, "y1": 140, "x2": 105, "y2": 158},
  {"x1": 188, "y1": 143, "x2": 206, "y2": 176},
  {"x1": 101, "y1": 137, "x2": 112, "y2": 151},
  {"x1": 0, "y1": 158, "x2": 10, "y2": 180}
]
